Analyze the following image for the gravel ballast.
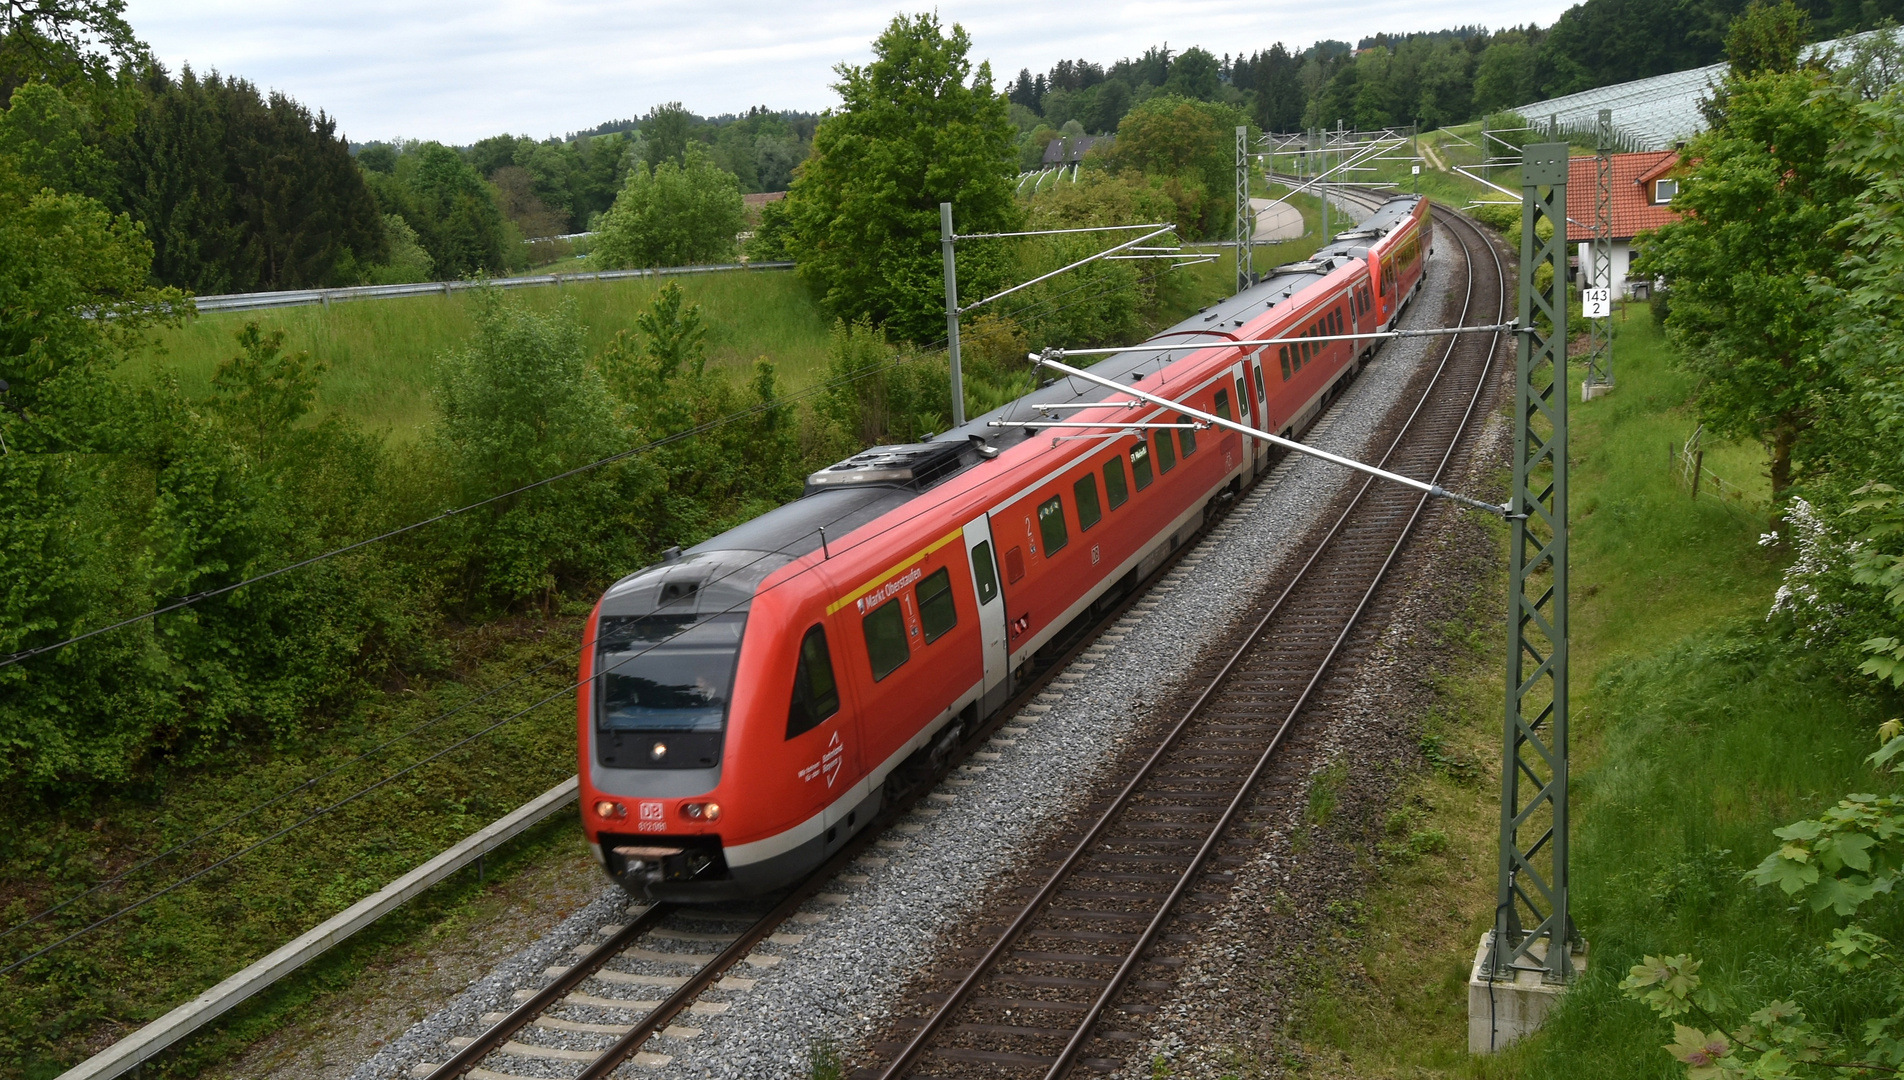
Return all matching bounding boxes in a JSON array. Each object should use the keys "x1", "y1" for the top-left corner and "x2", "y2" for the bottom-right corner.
[{"x1": 349, "y1": 224, "x2": 1462, "y2": 1080}]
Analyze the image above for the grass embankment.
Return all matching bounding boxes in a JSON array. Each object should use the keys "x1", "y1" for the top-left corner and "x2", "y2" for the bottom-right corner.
[
  {"x1": 124, "y1": 270, "x2": 834, "y2": 440},
  {"x1": 1, "y1": 617, "x2": 585, "y2": 1079},
  {"x1": 1291, "y1": 310, "x2": 1895, "y2": 1076}
]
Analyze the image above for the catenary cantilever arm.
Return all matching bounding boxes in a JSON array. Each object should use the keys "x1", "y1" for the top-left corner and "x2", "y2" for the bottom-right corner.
[{"x1": 1031, "y1": 353, "x2": 1507, "y2": 516}]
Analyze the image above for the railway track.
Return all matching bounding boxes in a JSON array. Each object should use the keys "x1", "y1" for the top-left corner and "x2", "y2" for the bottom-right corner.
[
  {"x1": 405, "y1": 445, "x2": 1294, "y2": 1080},
  {"x1": 405, "y1": 188, "x2": 1494, "y2": 1080},
  {"x1": 852, "y1": 200, "x2": 1509, "y2": 1080}
]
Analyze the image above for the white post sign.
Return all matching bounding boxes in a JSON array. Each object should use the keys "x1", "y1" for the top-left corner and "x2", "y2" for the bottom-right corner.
[{"x1": 1583, "y1": 286, "x2": 1611, "y2": 319}]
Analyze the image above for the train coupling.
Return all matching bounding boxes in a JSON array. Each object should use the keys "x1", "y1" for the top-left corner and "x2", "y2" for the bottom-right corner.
[{"x1": 613, "y1": 844, "x2": 710, "y2": 886}]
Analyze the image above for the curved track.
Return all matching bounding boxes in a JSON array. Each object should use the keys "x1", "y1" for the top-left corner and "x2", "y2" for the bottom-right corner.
[
  {"x1": 855, "y1": 200, "x2": 1510, "y2": 1080},
  {"x1": 411, "y1": 190, "x2": 1503, "y2": 1080}
]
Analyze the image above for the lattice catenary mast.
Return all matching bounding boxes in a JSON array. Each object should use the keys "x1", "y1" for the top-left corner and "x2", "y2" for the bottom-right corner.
[
  {"x1": 1486, "y1": 141, "x2": 1581, "y2": 990},
  {"x1": 1583, "y1": 109, "x2": 1615, "y2": 396},
  {"x1": 1235, "y1": 126, "x2": 1252, "y2": 294}
]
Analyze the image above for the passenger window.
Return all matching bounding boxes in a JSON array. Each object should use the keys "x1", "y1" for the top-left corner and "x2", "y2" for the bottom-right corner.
[
  {"x1": 1005, "y1": 546, "x2": 1025, "y2": 583},
  {"x1": 917, "y1": 567, "x2": 956, "y2": 643},
  {"x1": 786, "y1": 624, "x2": 840, "y2": 739},
  {"x1": 863, "y1": 599, "x2": 909, "y2": 682},
  {"x1": 1214, "y1": 388, "x2": 1232, "y2": 421},
  {"x1": 1279, "y1": 346, "x2": 1291, "y2": 380},
  {"x1": 1104, "y1": 457, "x2": 1129, "y2": 508},
  {"x1": 1177, "y1": 414, "x2": 1197, "y2": 457},
  {"x1": 1037, "y1": 495, "x2": 1068, "y2": 554},
  {"x1": 1235, "y1": 378, "x2": 1249, "y2": 419},
  {"x1": 1074, "y1": 474, "x2": 1102, "y2": 531},
  {"x1": 1154, "y1": 426, "x2": 1176, "y2": 472},
  {"x1": 1130, "y1": 441, "x2": 1154, "y2": 490},
  {"x1": 970, "y1": 540, "x2": 999, "y2": 604},
  {"x1": 1254, "y1": 364, "x2": 1266, "y2": 401}
]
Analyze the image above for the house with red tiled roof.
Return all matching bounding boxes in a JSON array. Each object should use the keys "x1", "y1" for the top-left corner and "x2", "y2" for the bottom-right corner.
[{"x1": 1566, "y1": 150, "x2": 1683, "y2": 299}]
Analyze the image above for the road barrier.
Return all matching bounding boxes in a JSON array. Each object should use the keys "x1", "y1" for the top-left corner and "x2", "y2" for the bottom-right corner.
[
  {"x1": 56, "y1": 777, "x2": 581, "y2": 1080},
  {"x1": 192, "y1": 261, "x2": 795, "y2": 315}
]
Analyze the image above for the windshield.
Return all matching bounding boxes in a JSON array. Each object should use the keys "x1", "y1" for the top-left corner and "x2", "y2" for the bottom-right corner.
[{"x1": 595, "y1": 613, "x2": 746, "y2": 733}]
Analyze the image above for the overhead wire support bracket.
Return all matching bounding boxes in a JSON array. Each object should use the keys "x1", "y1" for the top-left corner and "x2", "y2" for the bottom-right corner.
[
  {"x1": 957, "y1": 225, "x2": 1177, "y2": 315},
  {"x1": 1029, "y1": 353, "x2": 1507, "y2": 517},
  {"x1": 953, "y1": 222, "x2": 1172, "y2": 241},
  {"x1": 942, "y1": 208, "x2": 1178, "y2": 427}
]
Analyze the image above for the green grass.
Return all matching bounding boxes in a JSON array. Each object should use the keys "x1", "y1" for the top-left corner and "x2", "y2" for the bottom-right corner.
[
  {"x1": 1290, "y1": 305, "x2": 1896, "y2": 1077},
  {"x1": 0, "y1": 616, "x2": 587, "y2": 1078},
  {"x1": 124, "y1": 269, "x2": 834, "y2": 441}
]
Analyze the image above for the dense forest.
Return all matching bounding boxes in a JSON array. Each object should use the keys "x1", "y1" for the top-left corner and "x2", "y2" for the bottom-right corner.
[
  {"x1": 1005, "y1": 0, "x2": 1904, "y2": 153},
  {"x1": 2, "y1": 0, "x2": 1897, "y2": 297}
]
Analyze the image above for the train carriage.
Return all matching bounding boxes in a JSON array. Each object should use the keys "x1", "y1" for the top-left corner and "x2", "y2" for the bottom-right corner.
[{"x1": 579, "y1": 194, "x2": 1431, "y2": 900}]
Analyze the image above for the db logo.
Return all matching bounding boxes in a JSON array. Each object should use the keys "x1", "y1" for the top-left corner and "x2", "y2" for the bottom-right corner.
[{"x1": 637, "y1": 801, "x2": 666, "y2": 832}]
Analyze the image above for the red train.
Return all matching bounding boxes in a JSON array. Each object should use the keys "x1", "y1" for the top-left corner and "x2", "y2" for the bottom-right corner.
[{"x1": 578, "y1": 195, "x2": 1432, "y2": 899}]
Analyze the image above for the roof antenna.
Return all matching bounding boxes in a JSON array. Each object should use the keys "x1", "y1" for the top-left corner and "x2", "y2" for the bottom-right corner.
[{"x1": 818, "y1": 526, "x2": 830, "y2": 560}]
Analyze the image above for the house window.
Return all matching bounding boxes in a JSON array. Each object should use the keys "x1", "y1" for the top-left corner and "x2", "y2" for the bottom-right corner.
[{"x1": 1653, "y1": 178, "x2": 1677, "y2": 204}]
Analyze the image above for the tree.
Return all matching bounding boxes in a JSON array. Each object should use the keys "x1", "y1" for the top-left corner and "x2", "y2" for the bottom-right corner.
[
  {"x1": 592, "y1": 145, "x2": 744, "y2": 268},
  {"x1": 108, "y1": 65, "x2": 387, "y2": 291},
  {"x1": 639, "y1": 101, "x2": 692, "y2": 171},
  {"x1": 1105, "y1": 94, "x2": 1248, "y2": 238},
  {"x1": 1726, "y1": 0, "x2": 1811, "y2": 77},
  {"x1": 1473, "y1": 39, "x2": 1539, "y2": 112},
  {"x1": 364, "y1": 141, "x2": 508, "y2": 278},
  {"x1": 778, "y1": 12, "x2": 1020, "y2": 341},
  {"x1": 1634, "y1": 63, "x2": 1860, "y2": 498},
  {"x1": 0, "y1": 0, "x2": 142, "y2": 106},
  {"x1": 1163, "y1": 46, "x2": 1220, "y2": 100},
  {"x1": 0, "y1": 80, "x2": 111, "y2": 197},
  {"x1": 1245, "y1": 44, "x2": 1307, "y2": 132}
]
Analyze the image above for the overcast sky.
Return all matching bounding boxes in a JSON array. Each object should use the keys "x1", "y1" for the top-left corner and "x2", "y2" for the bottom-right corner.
[{"x1": 121, "y1": 0, "x2": 1579, "y2": 145}]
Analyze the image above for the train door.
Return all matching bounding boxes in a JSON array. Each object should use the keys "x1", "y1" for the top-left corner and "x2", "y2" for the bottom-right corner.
[
  {"x1": 1228, "y1": 361, "x2": 1258, "y2": 482},
  {"x1": 1248, "y1": 350, "x2": 1268, "y2": 476},
  {"x1": 961, "y1": 516, "x2": 1010, "y2": 716}
]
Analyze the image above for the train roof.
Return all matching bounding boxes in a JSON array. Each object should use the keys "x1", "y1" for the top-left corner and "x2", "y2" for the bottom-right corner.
[{"x1": 596, "y1": 194, "x2": 1423, "y2": 619}]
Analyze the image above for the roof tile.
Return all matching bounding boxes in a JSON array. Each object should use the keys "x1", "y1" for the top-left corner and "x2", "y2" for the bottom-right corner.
[{"x1": 1566, "y1": 151, "x2": 1682, "y2": 241}]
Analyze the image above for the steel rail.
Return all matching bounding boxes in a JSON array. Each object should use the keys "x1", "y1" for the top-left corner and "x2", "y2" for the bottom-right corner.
[
  {"x1": 420, "y1": 503, "x2": 1238, "y2": 1079},
  {"x1": 871, "y1": 198, "x2": 1506, "y2": 1080},
  {"x1": 1042, "y1": 204, "x2": 1510, "y2": 1080},
  {"x1": 421, "y1": 900, "x2": 675, "y2": 1079}
]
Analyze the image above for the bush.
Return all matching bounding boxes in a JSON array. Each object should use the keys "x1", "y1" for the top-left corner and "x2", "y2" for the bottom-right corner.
[
  {"x1": 364, "y1": 213, "x2": 435, "y2": 285},
  {"x1": 593, "y1": 146, "x2": 745, "y2": 269}
]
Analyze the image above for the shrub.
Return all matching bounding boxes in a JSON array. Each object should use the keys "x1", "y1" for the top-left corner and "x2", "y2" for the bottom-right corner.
[{"x1": 593, "y1": 147, "x2": 745, "y2": 269}]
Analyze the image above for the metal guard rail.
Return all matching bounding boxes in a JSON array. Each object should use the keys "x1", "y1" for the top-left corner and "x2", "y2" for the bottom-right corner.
[
  {"x1": 55, "y1": 777, "x2": 581, "y2": 1080},
  {"x1": 193, "y1": 261, "x2": 796, "y2": 314}
]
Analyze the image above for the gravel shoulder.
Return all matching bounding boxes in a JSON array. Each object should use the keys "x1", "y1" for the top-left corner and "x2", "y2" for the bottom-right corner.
[{"x1": 343, "y1": 224, "x2": 1465, "y2": 1080}]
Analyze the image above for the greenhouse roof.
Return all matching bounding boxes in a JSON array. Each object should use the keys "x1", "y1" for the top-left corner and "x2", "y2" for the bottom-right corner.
[{"x1": 1509, "y1": 30, "x2": 1883, "y2": 151}]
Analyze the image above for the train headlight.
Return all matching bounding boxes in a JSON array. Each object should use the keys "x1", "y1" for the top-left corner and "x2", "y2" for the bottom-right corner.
[
  {"x1": 650, "y1": 741, "x2": 667, "y2": 761},
  {"x1": 682, "y1": 802, "x2": 721, "y2": 822},
  {"x1": 594, "y1": 800, "x2": 626, "y2": 820}
]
